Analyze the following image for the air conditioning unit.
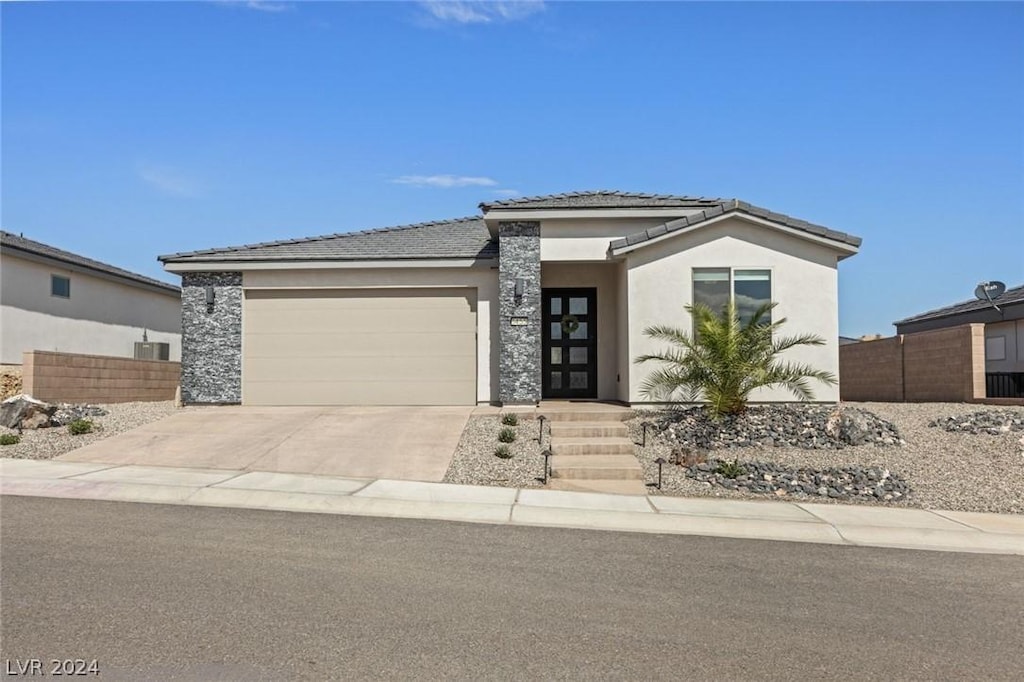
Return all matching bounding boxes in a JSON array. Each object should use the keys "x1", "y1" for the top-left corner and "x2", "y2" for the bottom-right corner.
[{"x1": 134, "y1": 342, "x2": 170, "y2": 361}]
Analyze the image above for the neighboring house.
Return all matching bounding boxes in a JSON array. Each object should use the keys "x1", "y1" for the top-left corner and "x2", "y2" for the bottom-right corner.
[
  {"x1": 894, "y1": 283, "x2": 1024, "y2": 397},
  {"x1": 159, "y1": 191, "x2": 861, "y2": 406},
  {"x1": 1, "y1": 231, "x2": 182, "y2": 365},
  {"x1": 839, "y1": 336, "x2": 860, "y2": 346}
]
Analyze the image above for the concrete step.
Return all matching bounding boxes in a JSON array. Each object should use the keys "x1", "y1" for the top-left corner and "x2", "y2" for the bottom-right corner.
[
  {"x1": 550, "y1": 455, "x2": 644, "y2": 480},
  {"x1": 549, "y1": 421, "x2": 630, "y2": 438},
  {"x1": 550, "y1": 437, "x2": 636, "y2": 456},
  {"x1": 547, "y1": 478, "x2": 649, "y2": 495},
  {"x1": 541, "y1": 408, "x2": 630, "y2": 423}
]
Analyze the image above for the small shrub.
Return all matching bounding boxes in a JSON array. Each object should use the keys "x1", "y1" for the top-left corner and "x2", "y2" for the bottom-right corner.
[
  {"x1": 494, "y1": 444, "x2": 512, "y2": 459},
  {"x1": 501, "y1": 413, "x2": 519, "y2": 426},
  {"x1": 498, "y1": 427, "x2": 517, "y2": 443},
  {"x1": 68, "y1": 419, "x2": 94, "y2": 436},
  {"x1": 0, "y1": 434, "x2": 20, "y2": 446},
  {"x1": 715, "y1": 459, "x2": 746, "y2": 479}
]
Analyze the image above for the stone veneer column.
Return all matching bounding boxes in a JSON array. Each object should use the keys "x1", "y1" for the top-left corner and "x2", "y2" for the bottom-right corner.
[
  {"x1": 180, "y1": 272, "x2": 242, "y2": 404},
  {"x1": 498, "y1": 221, "x2": 542, "y2": 405}
]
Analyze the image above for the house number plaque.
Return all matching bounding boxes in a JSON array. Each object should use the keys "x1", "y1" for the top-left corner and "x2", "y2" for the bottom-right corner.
[{"x1": 509, "y1": 316, "x2": 529, "y2": 326}]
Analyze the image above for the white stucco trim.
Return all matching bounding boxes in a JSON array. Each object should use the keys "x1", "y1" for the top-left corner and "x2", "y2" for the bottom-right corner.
[
  {"x1": 609, "y1": 212, "x2": 860, "y2": 259},
  {"x1": 163, "y1": 258, "x2": 497, "y2": 273}
]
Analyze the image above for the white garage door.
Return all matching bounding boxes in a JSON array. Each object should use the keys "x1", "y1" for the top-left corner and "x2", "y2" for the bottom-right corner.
[{"x1": 243, "y1": 288, "x2": 477, "y2": 406}]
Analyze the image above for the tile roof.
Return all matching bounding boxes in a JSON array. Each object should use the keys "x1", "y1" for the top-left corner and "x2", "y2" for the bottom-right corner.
[
  {"x1": 1, "y1": 230, "x2": 180, "y2": 294},
  {"x1": 894, "y1": 284, "x2": 1024, "y2": 326},
  {"x1": 158, "y1": 216, "x2": 496, "y2": 263},
  {"x1": 480, "y1": 190, "x2": 725, "y2": 211},
  {"x1": 608, "y1": 199, "x2": 862, "y2": 251}
]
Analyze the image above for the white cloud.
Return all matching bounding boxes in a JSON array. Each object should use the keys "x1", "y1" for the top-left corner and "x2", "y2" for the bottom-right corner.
[
  {"x1": 137, "y1": 165, "x2": 201, "y2": 197},
  {"x1": 418, "y1": 1, "x2": 545, "y2": 25},
  {"x1": 392, "y1": 175, "x2": 499, "y2": 188}
]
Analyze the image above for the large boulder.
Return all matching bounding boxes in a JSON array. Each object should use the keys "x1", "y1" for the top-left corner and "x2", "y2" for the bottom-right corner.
[{"x1": 0, "y1": 394, "x2": 57, "y2": 430}]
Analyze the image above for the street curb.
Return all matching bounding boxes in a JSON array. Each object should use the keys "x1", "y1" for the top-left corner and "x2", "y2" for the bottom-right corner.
[{"x1": 2, "y1": 460, "x2": 1022, "y2": 556}]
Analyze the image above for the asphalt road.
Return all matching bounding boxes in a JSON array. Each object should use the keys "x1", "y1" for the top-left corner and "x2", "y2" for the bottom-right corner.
[{"x1": 2, "y1": 497, "x2": 1022, "y2": 681}]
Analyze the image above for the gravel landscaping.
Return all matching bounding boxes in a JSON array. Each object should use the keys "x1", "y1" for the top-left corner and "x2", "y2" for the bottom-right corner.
[
  {"x1": 444, "y1": 413, "x2": 546, "y2": 488},
  {"x1": 0, "y1": 401, "x2": 176, "y2": 460},
  {"x1": 630, "y1": 402, "x2": 1024, "y2": 514}
]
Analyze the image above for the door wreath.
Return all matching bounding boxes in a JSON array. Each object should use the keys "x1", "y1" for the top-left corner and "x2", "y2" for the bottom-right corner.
[{"x1": 560, "y1": 314, "x2": 580, "y2": 335}]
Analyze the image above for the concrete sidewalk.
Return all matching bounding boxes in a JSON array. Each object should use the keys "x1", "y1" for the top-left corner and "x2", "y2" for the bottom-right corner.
[{"x1": 2, "y1": 457, "x2": 1022, "y2": 556}]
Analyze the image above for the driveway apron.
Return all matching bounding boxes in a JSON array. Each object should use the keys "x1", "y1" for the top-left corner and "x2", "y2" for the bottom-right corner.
[{"x1": 58, "y1": 406, "x2": 472, "y2": 482}]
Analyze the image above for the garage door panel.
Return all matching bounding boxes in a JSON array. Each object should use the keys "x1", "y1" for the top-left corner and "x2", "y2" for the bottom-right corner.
[
  {"x1": 243, "y1": 332, "x2": 476, "y2": 358},
  {"x1": 245, "y1": 354, "x2": 475, "y2": 383},
  {"x1": 245, "y1": 380, "x2": 476, "y2": 406},
  {"x1": 244, "y1": 308, "x2": 475, "y2": 333},
  {"x1": 242, "y1": 288, "x2": 477, "y2": 406},
  {"x1": 245, "y1": 290, "x2": 476, "y2": 311}
]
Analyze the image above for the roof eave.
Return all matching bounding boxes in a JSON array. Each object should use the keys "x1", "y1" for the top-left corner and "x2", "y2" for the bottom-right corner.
[{"x1": 608, "y1": 210, "x2": 861, "y2": 257}]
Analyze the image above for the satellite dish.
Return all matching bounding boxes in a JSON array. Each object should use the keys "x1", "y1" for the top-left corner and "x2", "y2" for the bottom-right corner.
[{"x1": 974, "y1": 280, "x2": 1006, "y2": 311}]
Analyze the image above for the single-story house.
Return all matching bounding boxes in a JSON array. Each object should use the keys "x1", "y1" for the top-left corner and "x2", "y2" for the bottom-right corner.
[
  {"x1": 1, "y1": 230, "x2": 182, "y2": 365},
  {"x1": 159, "y1": 191, "x2": 861, "y2": 406},
  {"x1": 894, "y1": 283, "x2": 1024, "y2": 398}
]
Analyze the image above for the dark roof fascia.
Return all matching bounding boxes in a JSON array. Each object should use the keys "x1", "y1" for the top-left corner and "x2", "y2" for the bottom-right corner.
[
  {"x1": 163, "y1": 255, "x2": 499, "y2": 266},
  {"x1": 2, "y1": 240, "x2": 181, "y2": 296},
  {"x1": 894, "y1": 300, "x2": 1024, "y2": 334},
  {"x1": 608, "y1": 200, "x2": 862, "y2": 253}
]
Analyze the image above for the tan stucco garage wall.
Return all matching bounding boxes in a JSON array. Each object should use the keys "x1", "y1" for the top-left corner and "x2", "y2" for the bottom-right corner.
[
  {"x1": 243, "y1": 267, "x2": 499, "y2": 403},
  {"x1": 541, "y1": 262, "x2": 621, "y2": 400},
  {"x1": 625, "y1": 217, "x2": 842, "y2": 403},
  {"x1": 0, "y1": 253, "x2": 181, "y2": 364}
]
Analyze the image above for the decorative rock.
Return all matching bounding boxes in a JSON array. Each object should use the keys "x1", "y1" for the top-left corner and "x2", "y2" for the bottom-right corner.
[
  {"x1": 655, "y1": 405, "x2": 903, "y2": 451},
  {"x1": 685, "y1": 458, "x2": 911, "y2": 502},
  {"x1": 928, "y1": 411, "x2": 1024, "y2": 435},
  {"x1": 0, "y1": 394, "x2": 57, "y2": 429}
]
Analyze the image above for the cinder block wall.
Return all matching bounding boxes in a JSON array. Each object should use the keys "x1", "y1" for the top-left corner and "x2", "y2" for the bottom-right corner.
[
  {"x1": 838, "y1": 324, "x2": 986, "y2": 402},
  {"x1": 22, "y1": 351, "x2": 180, "y2": 404},
  {"x1": 839, "y1": 336, "x2": 904, "y2": 401},
  {"x1": 903, "y1": 324, "x2": 985, "y2": 402}
]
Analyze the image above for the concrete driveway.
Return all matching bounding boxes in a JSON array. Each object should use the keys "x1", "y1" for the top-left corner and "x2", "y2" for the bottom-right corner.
[{"x1": 58, "y1": 406, "x2": 472, "y2": 482}]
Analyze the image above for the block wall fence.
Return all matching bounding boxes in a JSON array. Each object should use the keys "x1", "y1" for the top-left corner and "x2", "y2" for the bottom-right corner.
[
  {"x1": 22, "y1": 351, "x2": 180, "y2": 404},
  {"x1": 839, "y1": 324, "x2": 986, "y2": 402}
]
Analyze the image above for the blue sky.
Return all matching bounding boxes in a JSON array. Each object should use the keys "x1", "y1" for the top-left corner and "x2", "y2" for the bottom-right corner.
[{"x1": 3, "y1": 1, "x2": 1022, "y2": 336}]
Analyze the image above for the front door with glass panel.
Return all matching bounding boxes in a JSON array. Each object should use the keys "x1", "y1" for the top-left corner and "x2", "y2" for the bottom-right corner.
[{"x1": 542, "y1": 288, "x2": 597, "y2": 399}]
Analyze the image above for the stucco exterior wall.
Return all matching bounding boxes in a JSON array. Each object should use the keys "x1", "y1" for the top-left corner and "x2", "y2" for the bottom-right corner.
[
  {"x1": 984, "y1": 319, "x2": 1024, "y2": 373},
  {"x1": 0, "y1": 252, "x2": 181, "y2": 364},
  {"x1": 244, "y1": 266, "x2": 500, "y2": 403},
  {"x1": 624, "y1": 217, "x2": 841, "y2": 403},
  {"x1": 539, "y1": 217, "x2": 694, "y2": 262},
  {"x1": 541, "y1": 262, "x2": 620, "y2": 400}
]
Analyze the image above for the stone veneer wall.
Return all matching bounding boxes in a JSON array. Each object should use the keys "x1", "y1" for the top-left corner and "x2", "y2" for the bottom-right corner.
[
  {"x1": 180, "y1": 272, "x2": 242, "y2": 404},
  {"x1": 498, "y1": 221, "x2": 541, "y2": 404}
]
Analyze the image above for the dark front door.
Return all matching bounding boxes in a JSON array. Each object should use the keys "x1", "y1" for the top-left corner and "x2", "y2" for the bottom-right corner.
[{"x1": 542, "y1": 288, "x2": 597, "y2": 399}]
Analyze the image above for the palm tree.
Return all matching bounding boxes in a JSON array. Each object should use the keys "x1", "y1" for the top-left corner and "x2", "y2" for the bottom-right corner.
[{"x1": 635, "y1": 300, "x2": 836, "y2": 418}]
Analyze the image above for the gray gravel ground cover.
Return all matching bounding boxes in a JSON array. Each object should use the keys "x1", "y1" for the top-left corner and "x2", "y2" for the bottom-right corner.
[
  {"x1": 0, "y1": 401, "x2": 176, "y2": 460},
  {"x1": 629, "y1": 402, "x2": 1024, "y2": 514},
  {"x1": 444, "y1": 414, "x2": 546, "y2": 488}
]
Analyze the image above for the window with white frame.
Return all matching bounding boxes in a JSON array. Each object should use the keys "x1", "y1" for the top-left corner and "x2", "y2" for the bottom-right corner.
[
  {"x1": 693, "y1": 268, "x2": 771, "y2": 326},
  {"x1": 51, "y1": 274, "x2": 71, "y2": 299}
]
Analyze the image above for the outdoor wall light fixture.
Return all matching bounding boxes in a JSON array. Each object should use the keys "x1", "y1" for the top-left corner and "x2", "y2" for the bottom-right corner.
[
  {"x1": 513, "y1": 277, "x2": 525, "y2": 302},
  {"x1": 205, "y1": 286, "x2": 215, "y2": 310}
]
